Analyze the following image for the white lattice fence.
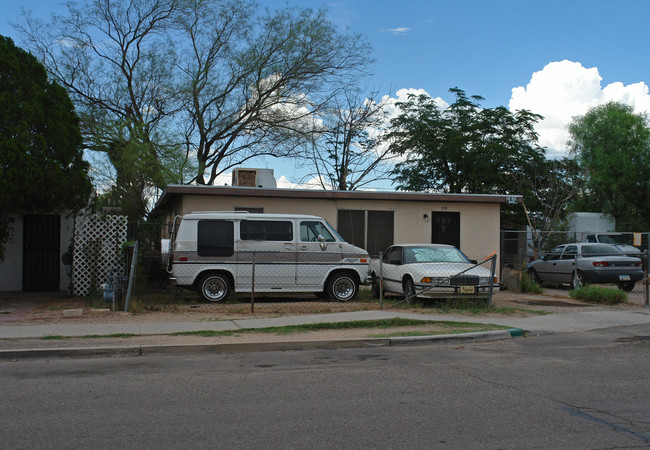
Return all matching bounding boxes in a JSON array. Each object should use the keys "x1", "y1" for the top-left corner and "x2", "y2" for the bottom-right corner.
[{"x1": 72, "y1": 214, "x2": 128, "y2": 296}]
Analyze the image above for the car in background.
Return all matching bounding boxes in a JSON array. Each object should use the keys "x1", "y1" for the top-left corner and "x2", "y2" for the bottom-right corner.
[
  {"x1": 369, "y1": 244, "x2": 496, "y2": 299},
  {"x1": 585, "y1": 233, "x2": 642, "y2": 258},
  {"x1": 527, "y1": 243, "x2": 643, "y2": 291}
]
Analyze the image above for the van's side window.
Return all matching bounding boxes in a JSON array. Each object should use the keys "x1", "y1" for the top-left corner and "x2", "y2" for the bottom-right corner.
[
  {"x1": 300, "y1": 221, "x2": 336, "y2": 242},
  {"x1": 240, "y1": 220, "x2": 292, "y2": 241},
  {"x1": 197, "y1": 220, "x2": 234, "y2": 256}
]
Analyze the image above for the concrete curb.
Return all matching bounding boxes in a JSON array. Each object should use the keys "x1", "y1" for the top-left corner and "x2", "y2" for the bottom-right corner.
[{"x1": 0, "y1": 329, "x2": 525, "y2": 361}]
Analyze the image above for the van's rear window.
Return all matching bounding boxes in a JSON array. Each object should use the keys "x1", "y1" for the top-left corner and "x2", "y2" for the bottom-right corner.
[
  {"x1": 240, "y1": 220, "x2": 292, "y2": 241},
  {"x1": 197, "y1": 220, "x2": 234, "y2": 256}
]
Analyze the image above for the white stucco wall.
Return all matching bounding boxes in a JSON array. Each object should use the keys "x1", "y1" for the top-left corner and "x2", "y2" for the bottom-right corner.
[
  {"x1": 0, "y1": 215, "x2": 24, "y2": 291},
  {"x1": 174, "y1": 194, "x2": 501, "y2": 262}
]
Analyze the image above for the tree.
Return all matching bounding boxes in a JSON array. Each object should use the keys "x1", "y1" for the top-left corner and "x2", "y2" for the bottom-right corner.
[
  {"x1": 511, "y1": 157, "x2": 585, "y2": 255},
  {"x1": 0, "y1": 35, "x2": 91, "y2": 259},
  {"x1": 386, "y1": 88, "x2": 545, "y2": 194},
  {"x1": 568, "y1": 101, "x2": 650, "y2": 230},
  {"x1": 19, "y1": 0, "x2": 195, "y2": 219},
  {"x1": 174, "y1": 0, "x2": 372, "y2": 184},
  {"x1": 300, "y1": 88, "x2": 394, "y2": 190},
  {"x1": 19, "y1": 0, "x2": 372, "y2": 190}
]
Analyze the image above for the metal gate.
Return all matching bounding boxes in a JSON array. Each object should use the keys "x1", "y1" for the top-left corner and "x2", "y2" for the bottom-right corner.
[{"x1": 23, "y1": 214, "x2": 60, "y2": 291}]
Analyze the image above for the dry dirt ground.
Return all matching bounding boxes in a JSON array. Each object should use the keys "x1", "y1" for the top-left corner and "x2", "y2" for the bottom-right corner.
[{"x1": 0, "y1": 287, "x2": 645, "y2": 350}]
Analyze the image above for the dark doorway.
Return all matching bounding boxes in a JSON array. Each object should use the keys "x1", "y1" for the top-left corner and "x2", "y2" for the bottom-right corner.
[
  {"x1": 23, "y1": 214, "x2": 60, "y2": 291},
  {"x1": 431, "y1": 212, "x2": 460, "y2": 248}
]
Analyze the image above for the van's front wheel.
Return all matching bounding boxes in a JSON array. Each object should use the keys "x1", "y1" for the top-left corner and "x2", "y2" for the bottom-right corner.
[
  {"x1": 327, "y1": 272, "x2": 358, "y2": 302},
  {"x1": 198, "y1": 273, "x2": 230, "y2": 302}
]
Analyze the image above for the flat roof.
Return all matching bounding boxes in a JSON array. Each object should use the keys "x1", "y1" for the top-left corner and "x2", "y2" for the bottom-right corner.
[{"x1": 153, "y1": 184, "x2": 522, "y2": 213}]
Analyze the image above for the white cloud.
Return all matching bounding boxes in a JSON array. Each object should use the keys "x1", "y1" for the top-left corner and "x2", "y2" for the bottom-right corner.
[
  {"x1": 276, "y1": 175, "x2": 331, "y2": 190},
  {"x1": 509, "y1": 60, "x2": 650, "y2": 158},
  {"x1": 381, "y1": 27, "x2": 411, "y2": 35}
]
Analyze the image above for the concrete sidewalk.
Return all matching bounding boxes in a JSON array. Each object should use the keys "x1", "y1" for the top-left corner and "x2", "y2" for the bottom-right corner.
[{"x1": 1, "y1": 308, "x2": 649, "y2": 341}]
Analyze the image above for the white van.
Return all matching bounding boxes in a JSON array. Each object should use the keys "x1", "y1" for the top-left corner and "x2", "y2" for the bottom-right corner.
[{"x1": 162, "y1": 212, "x2": 371, "y2": 302}]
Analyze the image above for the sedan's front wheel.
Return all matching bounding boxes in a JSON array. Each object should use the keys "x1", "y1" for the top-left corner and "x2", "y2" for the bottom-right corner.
[{"x1": 403, "y1": 278, "x2": 418, "y2": 303}]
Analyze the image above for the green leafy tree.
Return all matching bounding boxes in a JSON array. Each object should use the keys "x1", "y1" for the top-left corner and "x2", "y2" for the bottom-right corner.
[
  {"x1": 20, "y1": 0, "x2": 372, "y2": 191},
  {"x1": 386, "y1": 88, "x2": 545, "y2": 194},
  {"x1": 0, "y1": 35, "x2": 91, "y2": 259},
  {"x1": 19, "y1": 0, "x2": 193, "y2": 220},
  {"x1": 568, "y1": 101, "x2": 650, "y2": 230}
]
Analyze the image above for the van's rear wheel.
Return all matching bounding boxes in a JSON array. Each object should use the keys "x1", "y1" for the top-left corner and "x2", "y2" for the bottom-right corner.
[
  {"x1": 198, "y1": 273, "x2": 230, "y2": 302},
  {"x1": 327, "y1": 273, "x2": 358, "y2": 302}
]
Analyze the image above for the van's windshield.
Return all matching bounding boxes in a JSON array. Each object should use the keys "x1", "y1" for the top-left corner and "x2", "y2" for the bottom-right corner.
[{"x1": 326, "y1": 221, "x2": 346, "y2": 243}]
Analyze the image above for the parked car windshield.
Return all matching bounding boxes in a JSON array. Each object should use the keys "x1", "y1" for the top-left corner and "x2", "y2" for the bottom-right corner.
[
  {"x1": 404, "y1": 246, "x2": 470, "y2": 264},
  {"x1": 581, "y1": 244, "x2": 624, "y2": 256},
  {"x1": 596, "y1": 234, "x2": 633, "y2": 245}
]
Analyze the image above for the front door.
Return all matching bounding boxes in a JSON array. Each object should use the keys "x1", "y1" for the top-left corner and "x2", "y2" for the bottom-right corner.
[
  {"x1": 23, "y1": 214, "x2": 60, "y2": 291},
  {"x1": 431, "y1": 212, "x2": 460, "y2": 248}
]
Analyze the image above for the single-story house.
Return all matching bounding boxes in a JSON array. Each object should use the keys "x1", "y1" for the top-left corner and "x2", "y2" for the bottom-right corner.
[{"x1": 152, "y1": 182, "x2": 521, "y2": 266}]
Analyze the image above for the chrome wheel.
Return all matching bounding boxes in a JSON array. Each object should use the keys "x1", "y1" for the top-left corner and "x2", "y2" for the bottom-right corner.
[
  {"x1": 571, "y1": 271, "x2": 585, "y2": 290},
  {"x1": 199, "y1": 274, "x2": 230, "y2": 302},
  {"x1": 327, "y1": 273, "x2": 358, "y2": 301}
]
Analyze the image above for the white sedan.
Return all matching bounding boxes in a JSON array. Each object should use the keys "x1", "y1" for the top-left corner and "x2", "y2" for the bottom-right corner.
[{"x1": 370, "y1": 244, "x2": 496, "y2": 299}]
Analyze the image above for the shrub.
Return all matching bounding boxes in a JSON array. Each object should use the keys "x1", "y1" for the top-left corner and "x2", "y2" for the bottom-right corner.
[
  {"x1": 569, "y1": 285, "x2": 627, "y2": 304},
  {"x1": 519, "y1": 271, "x2": 543, "y2": 294}
]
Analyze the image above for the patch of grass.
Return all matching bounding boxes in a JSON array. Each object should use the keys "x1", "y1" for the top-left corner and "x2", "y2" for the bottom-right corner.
[
  {"x1": 171, "y1": 318, "x2": 510, "y2": 337},
  {"x1": 41, "y1": 333, "x2": 138, "y2": 341},
  {"x1": 41, "y1": 335, "x2": 67, "y2": 340},
  {"x1": 1, "y1": 311, "x2": 10, "y2": 315},
  {"x1": 569, "y1": 285, "x2": 627, "y2": 304}
]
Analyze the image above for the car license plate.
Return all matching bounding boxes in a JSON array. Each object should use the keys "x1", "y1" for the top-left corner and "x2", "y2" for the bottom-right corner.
[
  {"x1": 619, "y1": 274, "x2": 631, "y2": 281},
  {"x1": 460, "y1": 286, "x2": 475, "y2": 294}
]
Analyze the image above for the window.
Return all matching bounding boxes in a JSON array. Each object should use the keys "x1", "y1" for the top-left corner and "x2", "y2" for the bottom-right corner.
[
  {"x1": 367, "y1": 210, "x2": 394, "y2": 256},
  {"x1": 338, "y1": 210, "x2": 365, "y2": 248},
  {"x1": 562, "y1": 245, "x2": 578, "y2": 260},
  {"x1": 300, "y1": 221, "x2": 335, "y2": 242},
  {"x1": 240, "y1": 220, "x2": 292, "y2": 241},
  {"x1": 383, "y1": 246, "x2": 403, "y2": 265},
  {"x1": 197, "y1": 220, "x2": 234, "y2": 256},
  {"x1": 337, "y1": 209, "x2": 394, "y2": 256}
]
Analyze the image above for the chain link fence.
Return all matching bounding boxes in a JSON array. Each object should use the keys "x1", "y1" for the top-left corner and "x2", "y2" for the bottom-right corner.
[
  {"x1": 166, "y1": 249, "x2": 370, "y2": 306},
  {"x1": 503, "y1": 229, "x2": 649, "y2": 306}
]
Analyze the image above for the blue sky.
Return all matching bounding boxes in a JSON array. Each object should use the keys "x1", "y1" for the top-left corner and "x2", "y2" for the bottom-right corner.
[{"x1": 3, "y1": 0, "x2": 650, "y2": 189}]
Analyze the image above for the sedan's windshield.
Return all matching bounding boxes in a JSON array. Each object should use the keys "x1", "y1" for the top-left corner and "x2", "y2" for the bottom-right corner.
[{"x1": 404, "y1": 246, "x2": 470, "y2": 264}]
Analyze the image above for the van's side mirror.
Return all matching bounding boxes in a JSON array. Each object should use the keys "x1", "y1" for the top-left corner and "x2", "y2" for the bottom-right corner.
[{"x1": 318, "y1": 234, "x2": 327, "y2": 251}]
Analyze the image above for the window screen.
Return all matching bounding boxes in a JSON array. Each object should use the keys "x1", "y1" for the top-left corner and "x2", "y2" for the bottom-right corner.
[
  {"x1": 367, "y1": 210, "x2": 394, "y2": 256},
  {"x1": 197, "y1": 220, "x2": 234, "y2": 256},
  {"x1": 240, "y1": 220, "x2": 292, "y2": 241},
  {"x1": 337, "y1": 210, "x2": 365, "y2": 248}
]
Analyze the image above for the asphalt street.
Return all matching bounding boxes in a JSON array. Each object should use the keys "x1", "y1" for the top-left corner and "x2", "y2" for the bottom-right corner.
[{"x1": 1, "y1": 323, "x2": 649, "y2": 449}]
